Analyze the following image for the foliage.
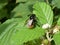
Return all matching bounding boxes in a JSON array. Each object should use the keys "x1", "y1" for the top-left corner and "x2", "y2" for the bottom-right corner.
[
  {"x1": 33, "y1": 2, "x2": 53, "y2": 25},
  {"x1": 52, "y1": 0, "x2": 60, "y2": 8},
  {"x1": 0, "y1": 0, "x2": 60, "y2": 45},
  {"x1": 53, "y1": 31, "x2": 60, "y2": 45}
]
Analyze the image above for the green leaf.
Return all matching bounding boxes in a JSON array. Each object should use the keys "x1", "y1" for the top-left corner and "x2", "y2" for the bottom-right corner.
[
  {"x1": 0, "y1": 3, "x2": 7, "y2": 10},
  {"x1": 57, "y1": 17, "x2": 60, "y2": 26},
  {"x1": 0, "y1": 18, "x2": 16, "y2": 35},
  {"x1": 16, "y1": 0, "x2": 45, "y2": 3},
  {"x1": 0, "y1": 0, "x2": 8, "y2": 3},
  {"x1": 0, "y1": 18, "x2": 45, "y2": 45},
  {"x1": 53, "y1": 32, "x2": 60, "y2": 45},
  {"x1": 16, "y1": 0, "x2": 27, "y2": 3},
  {"x1": 33, "y1": 2, "x2": 53, "y2": 26},
  {"x1": 52, "y1": 0, "x2": 60, "y2": 8},
  {"x1": 0, "y1": 0, "x2": 10, "y2": 19},
  {"x1": 11, "y1": 0, "x2": 45, "y2": 18},
  {"x1": 0, "y1": 0, "x2": 8, "y2": 9},
  {"x1": 0, "y1": 9, "x2": 8, "y2": 19},
  {"x1": 11, "y1": 3, "x2": 32, "y2": 18}
]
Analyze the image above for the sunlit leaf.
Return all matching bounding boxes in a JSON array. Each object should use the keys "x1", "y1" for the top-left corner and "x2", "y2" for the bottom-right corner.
[
  {"x1": 0, "y1": 18, "x2": 45, "y2": 45},
  {"x1": 33, "y1": 2, "x2": 53, "y2": 26},
  {"x1": 53, "y1": 31, "x2": 60, "y2": 45},
  {"x1": 11, "y1": 0, "x2": 45, "y2": 18},
  {"x1": 11, "y1": 3, "x2": 32, "y2": 18},
  {"x1": 57, "y1": 17, "x2": 60, "y2": 26}
]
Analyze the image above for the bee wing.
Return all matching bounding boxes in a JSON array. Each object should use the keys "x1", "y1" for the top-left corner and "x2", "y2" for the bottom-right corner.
[{"x1": 27, "y1": 19, "x2": 33, "y2": 26}]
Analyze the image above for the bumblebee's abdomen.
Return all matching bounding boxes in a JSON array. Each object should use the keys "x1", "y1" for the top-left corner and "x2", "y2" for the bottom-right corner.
[{"x1": 28, "y1": 25, "x2": 34, "y2": 29}]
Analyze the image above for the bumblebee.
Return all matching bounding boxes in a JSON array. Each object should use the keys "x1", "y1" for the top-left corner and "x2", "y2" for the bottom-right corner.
[{"x1": 25, "y1": 14, "x2": 39, "y2": 29}]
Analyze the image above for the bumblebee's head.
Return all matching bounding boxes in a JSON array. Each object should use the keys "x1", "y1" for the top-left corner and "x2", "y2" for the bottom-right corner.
[{"x1": 30, "y1": 14, "x2": 36, "y2": 19}]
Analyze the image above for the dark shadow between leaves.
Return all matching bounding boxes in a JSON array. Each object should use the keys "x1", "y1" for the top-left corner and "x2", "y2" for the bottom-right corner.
[
  {"x1": 0, "y1": 6, "x2": 8, "y2": 23},
  {"x1": 51, "y1": 40, "x2": 56, "y2": 45},
  {"x1": 0, "y1": 17, "x2": 7, "y2": 23},
  {"x1": 48, "y1": 0, "x2": 53, "y2": 4},
  {"x1": 53, "y1": 7, "x2": 60, "y2": 15},
  {"x1": 53, "y1": 7, "x2": 60, "y2": 25}
]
